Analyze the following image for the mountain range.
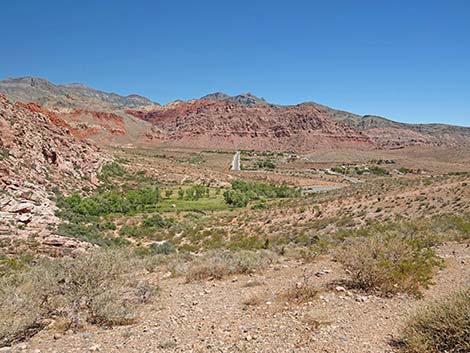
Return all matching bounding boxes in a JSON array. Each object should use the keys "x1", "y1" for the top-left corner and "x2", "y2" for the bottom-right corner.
[{"x1": 1, "y1": 76, "x2": 469, "y2": 151}]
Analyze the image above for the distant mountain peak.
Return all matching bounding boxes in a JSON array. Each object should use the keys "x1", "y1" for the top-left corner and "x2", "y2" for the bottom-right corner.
[
  {"x1": 0, "y1": 76, "x2": 159, "y2": 110},
  {"x1": 201, "y1": 92, "x2": 269, "y2": 107}
]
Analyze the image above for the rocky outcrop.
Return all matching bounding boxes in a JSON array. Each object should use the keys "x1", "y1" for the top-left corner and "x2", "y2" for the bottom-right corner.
[
  {"x1": 0, "y1": 94, "x2": 109, "y2": 255},
  {"x1": 201, "y1": 92, "x2": 270, "y2": 107}
]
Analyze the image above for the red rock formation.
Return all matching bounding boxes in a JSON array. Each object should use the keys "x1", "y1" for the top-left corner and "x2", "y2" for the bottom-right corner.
[
  {"x1": 127, "y1": 100, "x2": 374, "y2": 152},
  {"x1": 0, "y1": 94, "x2": 110, "y2": 255},
  {"x1": 16, "y1": 101, "x2": 72, "y2": 131}
]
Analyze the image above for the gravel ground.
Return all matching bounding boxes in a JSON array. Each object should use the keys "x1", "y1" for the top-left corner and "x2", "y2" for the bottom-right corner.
[{"x1": 8, "y1": 242, "x2": 469, "y2": 353}]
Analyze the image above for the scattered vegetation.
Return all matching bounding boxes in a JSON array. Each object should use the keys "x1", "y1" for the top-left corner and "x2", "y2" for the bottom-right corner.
[
  {"x1": 331, "y1": 165, "x2": 390, "y2": 176},
  {"x1": 401, "y1": 286, "x2": 470, "y2": 353},
  {"x1": 185, "y1": 250, "x2": 276, "y2": 281},
  {"x1": 0, "y1": 148, "x2": 9, "y2": 161},
  {"x1": 0, "y1": 249, "x2": 155, "y2": 347}
]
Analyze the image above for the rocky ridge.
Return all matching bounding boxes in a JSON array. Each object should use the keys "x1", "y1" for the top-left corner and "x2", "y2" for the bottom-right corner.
[
  {"x1": 1, "y1": 77, "x2": 470, "y2": 151},
  {"x1": 0, "y1": 77, "x2": 159, "y2": 111}
]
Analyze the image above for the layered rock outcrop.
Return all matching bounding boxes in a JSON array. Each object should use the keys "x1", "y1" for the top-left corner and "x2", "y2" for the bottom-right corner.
[
  {"x1": 0, "y1": 95, "x2": 110, "y2": 255},
  {"x1": 127, "y1": 100, "x2": 373, "y2": 152}
]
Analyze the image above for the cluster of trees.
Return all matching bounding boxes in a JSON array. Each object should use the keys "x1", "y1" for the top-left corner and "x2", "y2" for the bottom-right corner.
[
  {"x1": 223, "y1": 180, "x2": 299, "y2": 207},
  {"x1": 177, "y1": 185, "x2": 210, "y2": 201},
  {"x1": 60, "y1": 186, "x2": 162, "y2": 219}
]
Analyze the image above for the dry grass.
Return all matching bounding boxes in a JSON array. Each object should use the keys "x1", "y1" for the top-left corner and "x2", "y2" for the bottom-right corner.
[
  {"x1": 185, "y1": 250, "x2": 276, "y2": 282},
  {"x1": 282, "y1": 270, "x2": 320, "y2": 304},
  {"x1": 401, "y1": 286, "x2": 470, "y2": 353},
  {"x1": 242, "y1": 293, "x2": 264, "y2": 306},
  {"x1": 0, "y1": 249, "x2": 156, "y2": 347},
  {"x1": 301, "y1": 310, "x2": 331, "y2": 330}
]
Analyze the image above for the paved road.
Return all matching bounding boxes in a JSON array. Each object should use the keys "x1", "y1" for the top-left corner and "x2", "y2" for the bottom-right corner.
[{"x1": 231, "y1": 151, "x2": 241, "y2": 171}]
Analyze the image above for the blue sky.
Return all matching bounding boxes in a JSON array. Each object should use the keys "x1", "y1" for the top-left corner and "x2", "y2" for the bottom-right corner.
[{"x1": 1, "y1": 0, "x2": 469, "y2": 126}]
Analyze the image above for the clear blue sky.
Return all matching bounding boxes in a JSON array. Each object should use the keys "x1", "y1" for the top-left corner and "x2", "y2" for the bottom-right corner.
[{"x1": 1, "y1": 0, "x2": 469, "y2": 126}]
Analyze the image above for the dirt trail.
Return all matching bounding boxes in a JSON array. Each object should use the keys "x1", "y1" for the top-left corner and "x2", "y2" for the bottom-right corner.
[{"x1": 18, "y1": 242, "x2": 470, "y2": 353}]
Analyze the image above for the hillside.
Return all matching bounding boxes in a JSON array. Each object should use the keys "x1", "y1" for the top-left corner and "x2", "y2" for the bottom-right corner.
[{"x1": 0, "y1": 94, "x2": 109, "y2": 255}]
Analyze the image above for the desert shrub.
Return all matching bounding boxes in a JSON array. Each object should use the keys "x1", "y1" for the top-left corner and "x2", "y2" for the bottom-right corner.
[
  {"x1": 0, "y1": 254, "x2": 34, "y2": 277},
  {"x1": 98, "y1": 162, "x2": 126, "y2": 181},
  {"x1": 331, "y1": 166, "x2": 346, "y2": 174},
  {"x1": 428, "y1": 214, "x2": 470, "y2": 241},
  {"x1": 256, "y1": 159, "x2": 276, "y2": 170},
  {"x1": 148, "y1": 241, "x2": 176, "y2": 255},
  {"x1": 398, "y1": 167, "x2": 412, "y2": 174},
  {"x1": 401, "y1": 286, "x2": 470, "y2": 353},
  {"x1": 0, "y1": 249, "x2": 155, "y2": 346},
  {"x1": 119, "y1": 224, "x2": 142, "y2": 238},
  {"x1": 369, "y1": 166, "x2": 390, "y2": 176},
  {"x1": 251, "y1": 201, "x2": 268, "y2": 210},
  {"x1": 142, "y1": 214, "x2": 174, "y2": 228},
  {"x1": 0, "y1": 148, "x2": 9, "y2": 161},
  {"x1": 335, "y1": 232, "x2": 440, "y2": 296},
  {"x1": 57, "y1": 223, "x2": 128, "y2": 247},
  {"x1": 185, "y1": 250, "x2": 275, "y2": 281},
  {"x1": 283, "y1": 271, "x2": 320, "y2": 304}
]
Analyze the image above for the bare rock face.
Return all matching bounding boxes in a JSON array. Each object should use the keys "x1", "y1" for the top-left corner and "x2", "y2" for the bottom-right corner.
[
  {"x1": 127, "y1": 100, "x2": 374, "y2": 152},
  {"x1": 0, "y1": 94, "x2": 110, "y2": 255}
]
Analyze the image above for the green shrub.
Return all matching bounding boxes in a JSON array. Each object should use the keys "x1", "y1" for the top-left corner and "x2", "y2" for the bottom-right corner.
[
  {"x1": 0, "y1": 148, "x2": 9, "y2": 161},
  {"x1": 369, "y1": 166, "x2": 390, "y2": 176},
  {"x1": 335, "y1": 232, "x2": 440, "y2": 296},
  {"x1": 223, "y1": 190, "x2": 250, "y2": 207},
  {"x1": 119, "y1": 225, "x2": 142, "y2": 238},
  {"x1": 256, "y1": 159, "x2": 276, "y2": 170},
  {"x1": 98, "y1": 162, "x2": 126, "y2": 181},
  {"x1": 398, "y1": 167, "x2": 412, "y2": 174},
  {"x1": 142, "y1": 214, "x2": 174, "y2": 228},
  {"x1": 57, "y1": 223, "x2": 128, "y2": 247},
  {"x1": 401, "y1": 287, "x2": 470, "y2": 353},
  {"x1": 149, "y1": 241, "x2": 176, "y2": 255}
]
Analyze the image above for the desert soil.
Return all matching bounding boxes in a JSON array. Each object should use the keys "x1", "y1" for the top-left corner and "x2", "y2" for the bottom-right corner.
[{"x1": 12, "y1": 242, "x2": 469, "y2": 353}]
